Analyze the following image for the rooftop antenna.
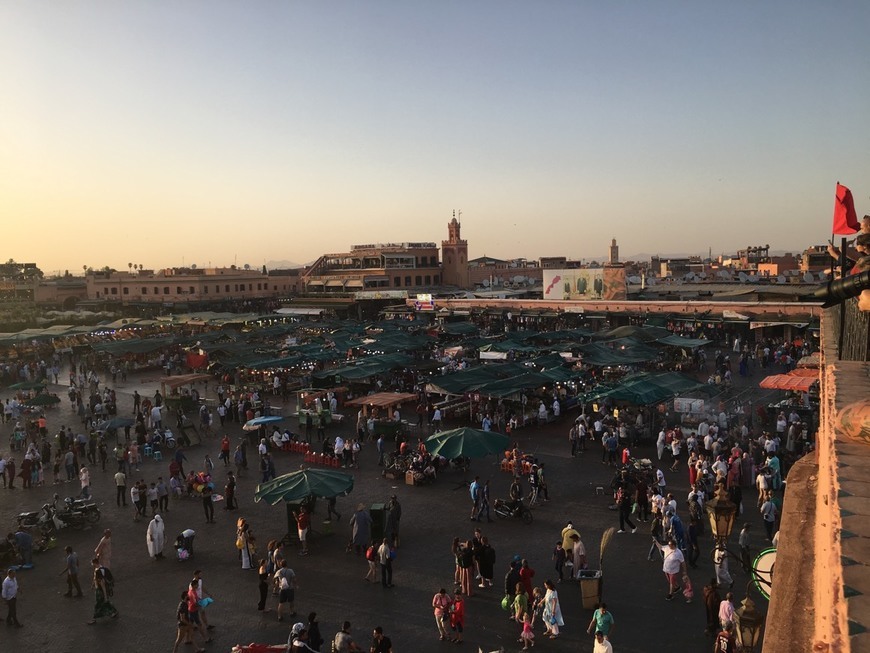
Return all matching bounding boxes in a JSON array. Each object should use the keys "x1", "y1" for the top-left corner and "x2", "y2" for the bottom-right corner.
[{"x1": 457, "y1": 209, "x2": 462, "y2": 225}]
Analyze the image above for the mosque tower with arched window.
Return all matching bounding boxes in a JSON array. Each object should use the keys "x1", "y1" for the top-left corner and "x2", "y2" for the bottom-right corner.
[{"x1": 441, "y1": 213, "x2": 470, "y2": 288}]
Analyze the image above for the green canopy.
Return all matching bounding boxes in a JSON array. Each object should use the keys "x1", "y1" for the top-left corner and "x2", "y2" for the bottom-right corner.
[
  {"x1": 25, "y1": 394, "x2": 61, "y2": 406},
  {"x1": 593, "y1": 325, "x2": 672, "y2": 343},
  {"x1": 441, "y1": 322, "x2": 480, "y2": 336},
  {"x1": 8, "y1": 381, "x2": 47, "y2": 391},
  {"x1": 424, "y1": 427, "x2": 510, "y2": 459},
  {"x1": 656, "y1": 335, "x2": 712, "y2": 349},
  {"x1": 90, "y1": 336, "x2": 177, "y2": 355},
  {"x1": 588, "y1": 372, "x2": 711, "y2": 406},
  {"x1": 254, "y1": 468, "x2": 354, "y2": 506},
  {"x1": 578, "y1": 340, "x2": 661, "y2": 366}
]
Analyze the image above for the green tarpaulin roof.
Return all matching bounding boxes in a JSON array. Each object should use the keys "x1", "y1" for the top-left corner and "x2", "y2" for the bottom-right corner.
[
  {"x1": 578, "y1": 338, "x2": 661, "y2": 366},
  {"x1": 584, "y1": 372, "x2": 711, "y2": 405},
  {"x1": 90, "y1": 336, "x2": 178, "y2": 355},
  {"x1": 656, "y1": 335, "x2": 713, "y2": 349}
]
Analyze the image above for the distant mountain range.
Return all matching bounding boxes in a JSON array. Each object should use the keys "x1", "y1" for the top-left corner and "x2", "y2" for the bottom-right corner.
[{"x1": 264, "y1": 259, "x2": 307, "y2": 270}]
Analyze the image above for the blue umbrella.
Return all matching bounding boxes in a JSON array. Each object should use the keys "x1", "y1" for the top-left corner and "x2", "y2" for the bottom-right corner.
[{"x1": 242, "y1": 415, "x2": 284, "y2": 431}]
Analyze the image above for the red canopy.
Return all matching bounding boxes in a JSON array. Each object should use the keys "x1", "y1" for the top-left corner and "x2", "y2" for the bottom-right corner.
[{"x1": 759, "y1": 374, "x2": 817, "y2": 392}]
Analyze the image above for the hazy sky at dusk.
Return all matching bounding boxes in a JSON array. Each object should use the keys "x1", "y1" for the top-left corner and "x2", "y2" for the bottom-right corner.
[{"x1": 3, "y1": 2, "x2": 869, "y2": 274}]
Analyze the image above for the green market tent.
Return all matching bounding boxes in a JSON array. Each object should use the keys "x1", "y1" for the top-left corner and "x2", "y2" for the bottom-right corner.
[
  {"x1": 254, "y1": 468, "x2": 354, "y2": 505},
  {"x1": 656, "y1": 335, "x2": 713, "y2": 349},
  {"x1": 424, "y1": 427, "x2": 510, "y2": 459},
  {"x1": 578, "y1": 339, "x2": 661, "y2": 366},
  {"x1": 593, "y1": 325, "x2": 672, "y2": 343},
  {"x1": 584, "y1": 372, "x2": 711, "y2": 406}
]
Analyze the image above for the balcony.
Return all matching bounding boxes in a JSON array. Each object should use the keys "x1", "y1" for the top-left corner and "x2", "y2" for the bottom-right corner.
[{"x1": 765, "y1": 297, "x2": 869, "y2": 653}]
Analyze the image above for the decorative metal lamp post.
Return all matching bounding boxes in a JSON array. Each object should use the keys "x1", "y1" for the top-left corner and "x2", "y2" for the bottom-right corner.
[
  {"x1": 705, "y1": 483, "x2": 738, "y2": 546},
  {"x1": 733, "y1": 586, "x2": 765, "y2": 652}
]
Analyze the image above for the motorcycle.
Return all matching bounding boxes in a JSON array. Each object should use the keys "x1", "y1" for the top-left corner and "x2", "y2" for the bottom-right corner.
[
  {"x1": 153, "y1": 428, "x2": 176, "y2": 450},
  {"x1": 493, "y1": 498, "x2": 533, "y2": 524},
  {"x1": 48, "y1": 494, "x2": 100, "y2": 530},
  {"x1": 16, "y1": 503, "x2": 54, "y2": 534}
]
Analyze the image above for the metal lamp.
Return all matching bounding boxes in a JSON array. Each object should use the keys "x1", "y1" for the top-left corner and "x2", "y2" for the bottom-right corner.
[
  {"x1": 705, "y1": 483, "x2": 738, "y2": 546},
  {"x1": 734, "y1": 587, "x2": 765, "y2": 652}
]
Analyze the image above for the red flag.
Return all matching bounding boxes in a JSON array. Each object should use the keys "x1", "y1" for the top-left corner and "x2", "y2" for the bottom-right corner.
[{"x1": 833, "y1": 183, "x2": 859, "y2": 234}]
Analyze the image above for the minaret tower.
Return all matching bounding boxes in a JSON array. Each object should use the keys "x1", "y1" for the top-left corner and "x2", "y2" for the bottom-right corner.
[
  {"x1": 441, "y1": 210, "x2": 470, "y2": 288},
  {"x1": 609, "y1": 238, "x2": 619, "y2": 264}
]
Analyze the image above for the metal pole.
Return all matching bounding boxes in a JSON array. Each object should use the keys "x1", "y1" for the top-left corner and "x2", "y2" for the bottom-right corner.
[{"x1": 837, "y1": 237, "x2": 847, "y2": 359}]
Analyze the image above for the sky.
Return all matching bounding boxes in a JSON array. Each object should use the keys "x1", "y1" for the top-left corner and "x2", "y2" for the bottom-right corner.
[{"x1": 2, "y1": 1, "x2": 870, "y2": 275}]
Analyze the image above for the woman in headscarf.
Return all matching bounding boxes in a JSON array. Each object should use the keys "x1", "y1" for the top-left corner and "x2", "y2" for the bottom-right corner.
[
  {"x1": 146, "y1": 514, "x2": 165, "y2": 560},
  {"x1": 541, "y1": 578, "x2": 564, "y2": 638}
]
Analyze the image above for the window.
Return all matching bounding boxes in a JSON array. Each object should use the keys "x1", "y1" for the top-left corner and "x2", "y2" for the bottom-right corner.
[
  {"x1": 189, "y1": 286, "x2": 195, "y2": 294},
  {"x1": 163, "y1": 287, "x2": 170, "y2": 295},
  {"x1": 434, "y1": 275, "x2": 440, "y2": 284},
  {"x1": 110, "y1": 287, "x2": 117, "y2": 295},
  {"x1": 203, "y1": 286, "x2": 208, "y2": 294},
  {"x1": 122, "y1": 287, "x2": 129, "y2": 295},
  {"x1": 257, "y1": 283, "x2": 261, "y2": 290},
  {"x1": 393, "y1": 277, "x2": 400, "y2": 287},
  {"x1": 141, "y1": 288, "x2": 147, "y2": 295},
  {"x1": 404, "y1": 276, "x2": 411, "y2": 286},
  {"x1": 415, "y1": 275, "x2": 422, "y2": 286},
  {"x1": 248, "y1": 283, "x2": 252, "y2": 291},
  {"x1": 225, "y1": 285, "x2": 230, "y2": 292},
  {"x1": 425, "y1": 275, "x2": 431, "y2": 284},
  {"x1": 176, "y1": 287, "x2": 182, "y2": 295}
]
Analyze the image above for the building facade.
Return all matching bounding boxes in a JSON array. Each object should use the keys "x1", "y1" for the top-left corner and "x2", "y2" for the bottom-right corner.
[
  {"x1": 300, "y1": 242, "x2": 441, "y2": 293},
  {"x1": 86, "y1": 267, "x2": 297, "y2": 303}
]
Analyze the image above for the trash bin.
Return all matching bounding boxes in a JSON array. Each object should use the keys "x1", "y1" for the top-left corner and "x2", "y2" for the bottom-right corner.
[
  {"x1": 578, "y1": 569, "x2": 602, "y2": 609},
  {"x1": 370, "y1": 503, "x2": 386, "y2": 542}
]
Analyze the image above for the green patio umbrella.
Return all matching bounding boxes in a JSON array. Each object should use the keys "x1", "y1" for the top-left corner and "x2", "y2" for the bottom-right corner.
[
  {"x1": 24, "y1": 394, "x2": 61, "y2": 406},
  {"x1": 8, "y1": 381, "x2": 47, "y2": 391},
  {"x1": 424, "y1": 427, "x2": 510, "y2": 459},
  {"x1": 254, "y1": 468, "x2": 354, "y2": 506}
]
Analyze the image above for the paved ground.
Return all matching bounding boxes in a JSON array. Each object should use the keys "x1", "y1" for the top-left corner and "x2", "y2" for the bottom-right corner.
[{"x1": 0, "y1": 367, "x2": 776, "y2": 653}]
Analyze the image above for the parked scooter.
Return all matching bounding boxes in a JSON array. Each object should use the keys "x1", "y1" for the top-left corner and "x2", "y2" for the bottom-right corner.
[{"x1": 493, "y1": 498, "x2": 533, "y2": 524}]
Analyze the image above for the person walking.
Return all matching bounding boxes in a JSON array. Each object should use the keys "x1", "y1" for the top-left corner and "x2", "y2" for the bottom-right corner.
[
  {"x1": 113, "y1": 469, "x2": 127, "y2": 507},
  {"x1": 377, "y1": 537, "x2": 394, "y2": 588},
  {"x1": 593, "y1": 630, "x2": 614, "y2": 653},
  {"x1": 94, "y1": 529, "x2": 112, "y2": 569},
  {"x1": 63, "y1": 546, "x2": 84, "y2": 598},
  {"x1": 223, "y1": 471, "x2": 237, "y2": 510},
  {"x1": 616, "y1": 485, "x2": 637, "y2": 534},
  {"x1": 541, "y1": 579, "x2": 564, "y2": 639},
  {"x1": 587, "y1": 602, "x2": 615, "y2": 641},
  {"x1": 191, "y1": 569, "x2": 214, "y2": 632},
  {"x1": 449, "y1": 590, "x2": 465, "y2": 644},
  {"x1": 432, "y1": 588, "x2": 453, "y2": 641},
  {"x1": 86, "y1": 558, "x2": 118, "y2": 624},
  {"x1": 257, "y1": 558, "x2": 271, "y2": 612},
  {"x1": 202, "y1": 483, "x2": 215, "y2": 524},
  {"x1": 172, "y1": 590, "x2": 207, "y2": 653},
  {"x1": 653, "y1": 538, "x2": 687, "y2": 600},
  {"x1": 237, "y1": 519, "x2": 256, "y2": 570},
  {"x1": 760, "y1": 492, "x2": 777, "y2": 542},
  {"x1": 274, "y1": 560, "x2": 297, "y2": 622},
  {"x1": 147, "y1": 514, "x2": 166, "y2": 561},
  {"x1": 2, "y1": 568, "x2": 22, "y2": 627}
]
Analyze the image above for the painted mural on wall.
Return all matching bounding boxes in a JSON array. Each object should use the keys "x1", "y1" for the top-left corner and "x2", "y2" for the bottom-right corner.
[{"x1": 543, "y1": 267, "x2": 626, "y2": 301}]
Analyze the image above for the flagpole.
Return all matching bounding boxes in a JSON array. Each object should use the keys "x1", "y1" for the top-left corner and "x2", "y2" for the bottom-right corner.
[{"x1": 838, "y1": 236, "x2": 847, "y2": 359}]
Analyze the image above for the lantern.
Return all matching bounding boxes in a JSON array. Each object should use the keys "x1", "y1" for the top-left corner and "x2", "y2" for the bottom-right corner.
[
  {"x1": 705, "y1": 484, "x2": 738, "y2": 546},
  {"x1": 734, "y1": 592, "x2": 765, "y2": 651}
]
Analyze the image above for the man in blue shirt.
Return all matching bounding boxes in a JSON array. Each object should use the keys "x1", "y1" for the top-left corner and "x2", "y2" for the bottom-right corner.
[{"x1": 469, "y1": 477, "x2": 481, "y2": 521}]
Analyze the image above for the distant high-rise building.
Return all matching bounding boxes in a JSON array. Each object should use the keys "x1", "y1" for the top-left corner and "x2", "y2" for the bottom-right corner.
[
  {"x1": 441, "y1": 214, "x2": 469, "y2": 288},
  {"x1": 609, "y1": 238, "x2": 619, "y2": 264}
]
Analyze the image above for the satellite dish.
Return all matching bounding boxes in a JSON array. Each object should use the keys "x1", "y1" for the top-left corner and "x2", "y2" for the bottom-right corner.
[
  {"x1": 191, "y1": 263, "x2": 197, "y2": 269},
  {"x1": 718, "y1": 270, "x2": 730, "y2": 279},
  {"x1": 243, "y1": 264, "x2": 251, "y2": 270},
  {"x1": 628, "y1": 276, "x2": 642, "y2": 284},
  {"x1": 777, "y1": 275, "x2": 787, "y2": 284},
  {"x1": 481, "y1": 278, "x2": 490, "y2": 287},
  {"x1": 647, "y1": 278, "x2": 657, "y2": 286},
  {"x1": 738, "y1": 271, "x2": 748, "y2": 282},
  {"x1": 803, "y1": 272, "x2": 814, "y2": 283},
  {"x1": 819, "y1": 271, "x2": 828, "y2": 281},
  {"x1": 699, "y1": 272, "x2": 707, "y2": 279},
  {"x1": 747, "y1": 274, "x2": 758, "y2": 283}
]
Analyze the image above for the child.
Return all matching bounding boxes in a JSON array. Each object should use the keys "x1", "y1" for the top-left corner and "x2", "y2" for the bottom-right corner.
[
  {"x1": 682, "y1": 574, "x2": 694, "y2": 603},
  {"x1": 530, "y1": 587, "x2": 544, "y2": 628},
  {"x1": 552, "y1": 542, "x2": 566, "y2": 582},
  {"x1": 520, "y1": 612, "x2": 535, "y2": 649}
]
